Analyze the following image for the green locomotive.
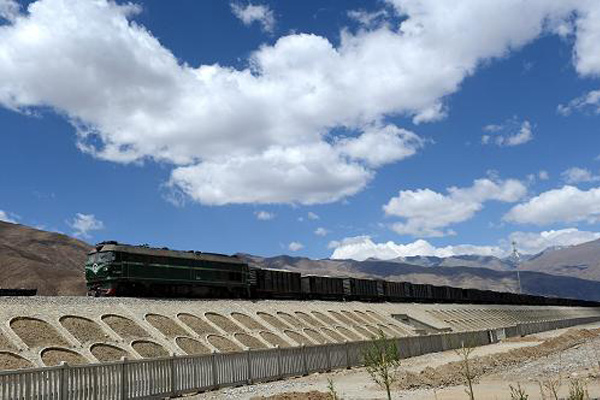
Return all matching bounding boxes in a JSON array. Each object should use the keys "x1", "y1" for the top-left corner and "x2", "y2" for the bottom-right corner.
[{"x1": 85, "y1": 241, "x2": 250, "y2": 297}]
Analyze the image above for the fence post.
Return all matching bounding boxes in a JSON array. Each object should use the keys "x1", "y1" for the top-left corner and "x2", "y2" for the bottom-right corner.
[
  {"x1": 345, "y1": 341, "x2": 350, "y2": 368},
  {"x1": 59, "y1": 362, "x2": 68, "y2": 400},
  {"x1": 246, "y1": 349, "x2": 253, "y2": 385},
  {"x1": 276, "y1": 346, "x2": 282, "y2": 379},
  {"x1": 170, "y1": 353, "x2": 177, "y2": 397},
  {"x1": 211, "y1": 351, "x2": 218, "y2": 389},
  {"x1": 326, "y1": 345, "x2": 332, "y2": 371},
  {"x1": 301, "y1": 345, "x2": 308, "y2": 375},
  {"x1": 120, "y1": 357, "x2": 128, "y2": 400},
  {"x1": 92, "y1": 365, "x2": 99, "y2": 400}
]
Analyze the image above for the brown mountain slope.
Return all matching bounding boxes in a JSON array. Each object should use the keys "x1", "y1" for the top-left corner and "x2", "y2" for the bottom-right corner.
[
  {"x1": 0, "y1": 221, "x2": 91, "y2": 295},
  {"x1": 519, "y1": 239, "x2": 600, "y2": 281}
]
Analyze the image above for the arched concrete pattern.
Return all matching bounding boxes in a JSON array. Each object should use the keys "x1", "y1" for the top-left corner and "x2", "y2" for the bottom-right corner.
[
  {"x1": 131, "y1": 340, "x2": 169, "y2": 359},
  {"x1": 176, "y1": 337, "x2": 211, "y2": 355},
  {"x1": 234, "y1": 333, "x2": 268, "y2": 349},
  {"x1": 295, "y1": 312, "x2": 324, "y2": 328},
  {"x1": 60, "y1": 316, "x2": 110, "y2": 344},
  {"x1": 283, "y1": 330, "x2": 314, "y2": 346},
  {"x1": 177, "y1": 313, "x2": 218, "y2": 337},
  {"x1": 90, "y1": 343, "x2": 131, "y2": 362},
  {"x1": 257, "y1": 312, "x2": 290, "y2": 330},
  {"x1": 303, "y1": 328, "x2": 331, "y2": 344},
  {"x1": 206, "y1": 335, "x2": 241, "y2": 352},
  {"x1": 205, "y1": 313, "x2": 243, "y2": 334},
  {"x1": 311, "y1": 311, "x2": 336, "y2": 325},
  {"x1": 0, "y1": 351, "x2": 32, "y2": 370},
  {"x1": 101, "y1": 315, "x2": 150, "y2": 340},
  {"x1": 259, "y1": 331, "x2": 291, "y2": 348},
  {"x1": 145, "y1": 314, "x2": 188, "y2": 338},
  {"x1": 277, "y1": 312, "x2": 305, "y2": 329},
  {"x1": 230, "y1": 312, "x2": 267, "y2": 331},
  {"x1": 41, "y1": 348, "x2": 86, "y2": 367},
  {"x1": 10, "y1": 317, "x2": 69, "y2": 348},
  {"x1": 320, "y1": 327, "x2": 346, "y2": 343}
]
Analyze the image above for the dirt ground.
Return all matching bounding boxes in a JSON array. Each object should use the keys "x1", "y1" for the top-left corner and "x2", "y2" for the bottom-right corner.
[{"x1": 188, "y1": 322, "x2": 600, "y2": 400}]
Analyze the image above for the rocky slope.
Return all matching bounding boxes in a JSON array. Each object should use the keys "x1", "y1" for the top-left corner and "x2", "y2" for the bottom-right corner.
[{"x1": 0, "y1": 221, "x2": 91, "y2": 295}]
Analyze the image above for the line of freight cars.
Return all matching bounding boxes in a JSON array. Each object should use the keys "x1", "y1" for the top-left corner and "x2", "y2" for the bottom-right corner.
[
  {"x1": 86, "y1": 242, "x2": 598, "y2": 307},
  {"x1": 252, "y1": 268, "x2": 598, "y2": 307}
]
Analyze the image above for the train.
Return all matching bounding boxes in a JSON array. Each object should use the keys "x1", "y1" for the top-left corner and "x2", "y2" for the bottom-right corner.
[{"x1": 85, "y1": 241, "x2": 599, "y2": 307}]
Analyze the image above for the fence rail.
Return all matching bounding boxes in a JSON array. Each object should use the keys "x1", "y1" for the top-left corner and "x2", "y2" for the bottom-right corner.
[{"x1": 1, "y1": 316, "x2": 599, "y2": 400}]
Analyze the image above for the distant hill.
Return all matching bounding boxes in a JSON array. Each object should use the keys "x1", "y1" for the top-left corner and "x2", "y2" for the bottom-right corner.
[
  {"x1": 388, "y1": 254, "x2": 516, "y2": 271},
  {"x1": 240, "y1": 254, "x2": 600, "y2": 301},
  {"x1": 0, "y1": 221, "x2": 91, "y2": 295},
  {"x1": 519, "y1": 239, "x2": 600, "y2": 281}
]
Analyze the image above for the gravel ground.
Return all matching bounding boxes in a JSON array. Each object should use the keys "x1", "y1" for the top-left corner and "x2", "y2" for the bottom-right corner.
[
  {"x1": 207, "y1": 335, "x2": 242, "y2": 352},
  {"x1": 232, "y1": 313, "x2": 268, "y2": 330},
  {"x1": 0, "y1": 352, "x2": 32, "y2": 370},
  {"x1": 206, "y1": 313, "x2": 243, "y2": 333},
  {"x1": 11, "y1": 317, "x2": 68, "y2": 347},
  {"x1": 179, "y1": 313, "x2": 219, "y2": 336},
  {"x1": 60, "y1": 316, "x2": 109, "y2": 343},
  {"x1": 146, "y1": 314, "x2": 188, "y2": 338},
  {"x1": 41, "y1": 349, "x2": 86, "y2": 366},
  {"x1": 0, "y1": 332, "x2": 14, "y2": 350},
  {"x1": 177, "y1": 337, "x2": 211, "y2": 355},
  {"x1": 235, "y1": 333, "x2": 268, "y2": 349},
  {"x1": 90, "y1": 343, "x2": 130, "y2": 361},
  {"x1": 132, "y1": 340, "x2": 169, "y2": 358},
  {"x1": 102, "y1": 314, "x2": 150, "y2": 339}
]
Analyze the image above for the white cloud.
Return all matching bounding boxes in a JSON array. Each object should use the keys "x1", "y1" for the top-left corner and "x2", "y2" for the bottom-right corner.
[
  {"x1": 329, "y1": 228, "x2": 600, "y2": 261},
  {"x1": 0, "y1": 209, "x2": 18, "y2": 223},
  {"x1": 336, "y1": 124, "x2": 425, "y2": 168},
  {"x1": 0, "y1": 0, "x2": 19, "y2": 21},
  {"x1": 68, "y1": 213, "x2": 104, "y2": 238},
  {"x1": 314, "y1": 227, "x2": 329, "y2": 236},
  {"x1": 561, "y1": 167, "x2": 600, "y2": 184},
  {"x1": 329, "y1": 236, "x2": 504, "y2": 261},
  {"x1": 481, "y1": 120, "x2": 533, "y2": 147},
  {"x1": 230, "y1": 3, "x2": 275, "y2": 33},
  {"x1": 504, "y1": 185, "x2": 600, "y2": 225},
  {"x1": 307, "y1": 211, "x2": 319, "y2": 220},
  {"x1": 538, "y1": 170, "x2": 549, "y2": 180},
  {"x1": 347, "y1": 9, "x2": 388, "y2": 29},
  {"x1": 558, "y1": 89, "x2": 600, "y2": 116},
  {"x1": 0, "y1": 0, "x2": 599, "y2": 205},
  {"x1": 509, "y1": 228, "x2": 600, "y2": 255},
  {"x1": 383, "y1": 178, "x2": 527, "y2": 237},
  {"x1": 288, "y1": 241, "x2": 304, "y2": 252},
  {"x1": 254, "y1": 210, "x2": 275, "y2": 220}
]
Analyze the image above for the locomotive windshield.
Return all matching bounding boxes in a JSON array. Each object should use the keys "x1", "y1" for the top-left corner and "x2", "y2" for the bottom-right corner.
[{"x1": 87, "y1": 251, "x2": 115, "y2": 263}]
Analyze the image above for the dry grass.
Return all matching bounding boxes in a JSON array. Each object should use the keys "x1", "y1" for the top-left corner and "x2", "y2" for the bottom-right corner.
[
  {"x1": 0, "y1": 352, "x2": 32, "y2": 370},
  {"x1": 91, "y1": 344, "x2": 129, "y2": 361},
  {"x1": 132, "y1": 340, "x2": 169, "y2": 358},
  {"x1": 41, "y1": 348, "x2": 86, "y2": 366},
  {"x1": 10, "y1": 317, "x2": 68, "y2": 347},
  {"x1": 207, "y1": 335, "x2": 241, "y2": 352},
  {"x1": 146, "y1": 314, "x2": 187, "y2": 338},
  {"x1": 176, "y1": 337, "x2": 211, "y2": 355},
  {"x1": 178, "y1": 313, "x2": 218, "y2": 336},
  {"x1": 102, "y1": 315, "x2": 149, "y2": 340},
  {"x1": 60, "y1": 316, "x2": 108, "y2": 343}
]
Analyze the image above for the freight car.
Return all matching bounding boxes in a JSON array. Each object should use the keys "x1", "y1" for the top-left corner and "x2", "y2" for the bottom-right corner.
[{"x1": 85, "y1": 241, "x2": 600, "y2": 307}]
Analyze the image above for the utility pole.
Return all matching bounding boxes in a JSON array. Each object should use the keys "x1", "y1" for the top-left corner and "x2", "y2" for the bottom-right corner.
[{"x1": 511, "y1": 241, "x2": 522, "y2": 294}]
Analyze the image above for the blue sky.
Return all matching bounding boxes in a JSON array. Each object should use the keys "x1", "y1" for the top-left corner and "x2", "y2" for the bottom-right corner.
[{"x1": 1, "y1": 0, "x2": 600, "y2": 260}]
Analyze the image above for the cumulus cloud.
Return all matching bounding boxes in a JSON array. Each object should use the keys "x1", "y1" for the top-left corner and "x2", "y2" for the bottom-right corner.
[
  {"x1": 558, "y1": 89, "x2": 600, "y2": 115},
  {"x1": 329, "y1": 236, "x2": 505, "y2": 260},
  {"x1": 288, "y1": 241, "x2": 304, "y2": 252},
  {"x1": 254, "y1": 210, "x2": 275, "y2": 220},
  {"x1": 504, "y1": 185, "x2": 600, "y2": 225},
  {"x1": 0, "y1": 209, "x2": 18, "y2": 223},
  {"x1": 0, "y1": 0, "x2": 20, "y2": 21},
  {"x1": 561, "y1": 167, "x2": 600, "y2": 184},
  {"x1": 481, "y1": 120, "x2": 533, "y2": 147},
  {"x1": 314, "y1": 227, "x2": 329, "y2": 236},
  {"x1": 68, "y1": 213, "x2": 104, "y2": 238},
  {"x1": 383, "y1": 178, "x2": 527, "y2": 237},
  {"x1": 230, "y1": 2, "x2": 275, "y2": 33},
  {"x1": 1, "y1": 0, "x2": 599, "y2": 205},
  {"x1": 329, "y1": 228, "x2": 600, "y2": 261}
]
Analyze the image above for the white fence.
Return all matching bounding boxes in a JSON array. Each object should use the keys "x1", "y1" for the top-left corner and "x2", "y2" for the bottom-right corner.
[{"x1": 1, "y1": 316, "x2": 599, "y2": 400}]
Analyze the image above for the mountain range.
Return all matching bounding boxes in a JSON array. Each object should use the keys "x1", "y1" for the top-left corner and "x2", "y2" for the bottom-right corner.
[{"x1": 3, "y1": 220, "x2": 600, "y2": 301}]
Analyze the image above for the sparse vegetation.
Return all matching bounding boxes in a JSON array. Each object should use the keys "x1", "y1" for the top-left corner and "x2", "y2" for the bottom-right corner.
[
  {"x1": 363, "y1": 330, "x2": 400, "y2": 400},
  {"x1": 509, "y1": 383, "x2": 529, "y2": 400},
  {"x1": 326, "y1": 378, "x2": 341, "y2": 400},
  {"x1": 455, "y1": 340, "x2": 477, "y2": 400},
  {"x1": 567, "y1": 379, "x2": 590, "y2": 400}
]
